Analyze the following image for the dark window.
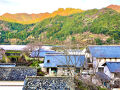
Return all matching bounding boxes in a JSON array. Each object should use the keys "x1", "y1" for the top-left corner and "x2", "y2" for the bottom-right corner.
[
  {"x1": 87, "y1": 58, "x2": 91, "y2": 63},
  {"x1": 47, "y1": 68, "x2": 49, "y2": 73},
  {"x1": 47, "y1": 60, "x2": 50, "y2": 63},
  {"x1": 75, "y1": 68, "x2": 80, "y2": 73},
  {"x1": 98, "y1": 67, "x2": 104, "y2": 72},
  {"x1": 51, "y1": 68, "x2": 57, "y2": 73}
]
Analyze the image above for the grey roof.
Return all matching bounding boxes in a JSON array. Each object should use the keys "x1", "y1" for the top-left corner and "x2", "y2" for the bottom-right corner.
[
  {"x1": 0, "y1": 63, "x2": 16, "y2": 67},
  {"x1": 88, "y1": 45, "x2": 120, "y2": 58},
  {"x1": 43, "y1": 54, "x2": 85, "y2": 68},
  {"x1": 30, "y1": 49, "x2": 59, "y2": 58},
  {"x1": 96, "y1": 72, "x2": 111, "y2": 81},
  {"x1": 104, "y1": 62, "x2": 120, "y2": 73},
  {"x1": 0, "y1": 67, "x2": 37, "y2": 81},
  {"x1": 0, "y1": 45, "x2": 26, "y2": 51}
]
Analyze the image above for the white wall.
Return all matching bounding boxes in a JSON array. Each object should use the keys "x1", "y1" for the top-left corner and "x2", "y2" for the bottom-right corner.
[
  {"x1": 57, "y1": 67, "x2": 75, "y2": 76},
  {"x1": 104, "y1": 66, "x2": 114, "y2": 79},
  {"x1": 0, "y1": 81, "x2": 24, "y2": 90}
]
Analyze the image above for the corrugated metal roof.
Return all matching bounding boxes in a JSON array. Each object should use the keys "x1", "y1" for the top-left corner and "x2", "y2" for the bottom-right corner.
[
  {"x1": 106, "y1": 62, "x2": 120, "y2": 73},
  {"x1": 88, "y1": 45, "x2": 120, "y2": 58},
  {"x1": 43, "y1": 54, "x2": 85, "y2": 68},
  {"x1": 30, "y1": 49, "x2": 58, "y2": 58}
]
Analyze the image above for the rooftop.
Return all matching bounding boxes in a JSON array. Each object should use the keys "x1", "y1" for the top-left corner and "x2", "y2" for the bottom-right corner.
[
  {"x1": 30, "y1": 49, "x2": 59, "y2": 58},
  {"x1": 0, "y1": 45, "x2": 26, "y2": 51},
  {"x1": 96, "y1": 72, "x2": 111, "y2": 81},
  {"x1": 88, "y1": 45, "x2": 120, "y2": 58},
  {"x1": 103, "y1": 62, "x2": 120, "y2": 73},
  {"x1": 43, "y1": 54, "x2": 85, "y2": 68}
]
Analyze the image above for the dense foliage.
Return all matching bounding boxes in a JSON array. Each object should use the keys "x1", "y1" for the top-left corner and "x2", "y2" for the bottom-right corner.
[{"x1": 1, "y1": 8, "x2": 120, "y2": 45}]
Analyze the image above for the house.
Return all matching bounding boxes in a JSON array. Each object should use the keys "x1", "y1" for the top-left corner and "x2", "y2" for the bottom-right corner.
[
  {"x1": 96, "y1": 72, "x2": 111, "y2": 88},
  {"x1": 103, "y1": 62, "x2": 120, "y2": 79},
  {"x1": 103, "y1": 62, "x2": 120, "y2": 88},
  {"x1": 40, "y1": 53, "x2": 85, "y2": 76},
  {"x1": 85, "y1": 45, "x2": 120, "y2": 72},
  {"x1": 0, "y1": 45, "x2": 27, "y2": 63}
]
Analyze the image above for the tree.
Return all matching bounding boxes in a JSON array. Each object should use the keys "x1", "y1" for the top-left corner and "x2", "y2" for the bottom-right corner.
[
  {"x1": 23, "y1": 41, "x2": 42, "y2": 60},
  {"x1": 95, "y1": 38, "x2": 103, "y2": 45}
]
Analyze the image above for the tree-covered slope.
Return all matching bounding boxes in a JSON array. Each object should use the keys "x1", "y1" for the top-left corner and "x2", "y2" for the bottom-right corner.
[
  {"x1": 1, "y1": 8, "x2": 120, "y2": 46},
  {"x1": 0, "y1": 8, "x2": 83, "y2": 24}
]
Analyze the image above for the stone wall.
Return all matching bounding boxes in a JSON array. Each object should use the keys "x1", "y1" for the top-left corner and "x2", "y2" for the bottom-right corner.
[
  {"x1": 0, "y1": 67, "x2": 37, "y2": 81},
  {"x1": 23, "y1": 76, "x2": 75, "y2": 90}
]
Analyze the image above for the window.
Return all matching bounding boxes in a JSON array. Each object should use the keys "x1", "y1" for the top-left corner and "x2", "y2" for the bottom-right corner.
[
  {"x1": 75, "y1": 68, "x2": 80, "y2": 73},
  {"x1": 98, "y1": 67, "x2": 104, "y2": 72},
  {"x1": 87, "y1": 58, "x2": 91, "y2": 63},
  {"x1": 47, "y1": 60, "x2": 50, "y2": 63}
]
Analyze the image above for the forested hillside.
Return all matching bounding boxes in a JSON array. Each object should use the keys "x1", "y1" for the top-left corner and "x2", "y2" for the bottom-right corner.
[
  {"x1": 0, "y1": 8, "x2": 83, "y2": 24},
  {"x1": 1, "y1": 8, "x2": 120, "y2": 46}
]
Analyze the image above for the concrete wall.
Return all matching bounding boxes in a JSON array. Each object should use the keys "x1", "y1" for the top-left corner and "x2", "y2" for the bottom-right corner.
[
  {"x1": 0, "y1": 67, "x2": 37, "y2": 81},
  {"x1": 42, "y1": 67, "x2": 75, "y2": 76},
  {"x1": 23, "y1": 76, "x2": 75, "y2": 90},
  {"x1": 57, "y1": 67, "x2": 75, "y2": 76}
]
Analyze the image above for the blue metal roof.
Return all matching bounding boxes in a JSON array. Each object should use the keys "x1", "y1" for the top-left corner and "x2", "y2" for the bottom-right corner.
[
  {"x1": 30, "y1": 49, "x2": 57, "y2": 58},
  {"x1": 105, "y1": 62, "x2": 120, "y2": 73},
  {"x1": 88, "y1": 45, "x2": 120, "y2": 58},
  {"x1": 43, "y1": 54, "x2": 85, "y2": 68}
]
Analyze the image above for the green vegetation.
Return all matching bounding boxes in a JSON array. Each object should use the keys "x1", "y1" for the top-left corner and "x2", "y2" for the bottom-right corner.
[
  {"x1": 1, "y1": 8, "x2": 120, "y2": 45},
  {"x1": 75, "y1": 79, "x2": 107, "y2": 90},
  {"x1": 30, "y1": 60, "x2": 44, "y2": 68}
]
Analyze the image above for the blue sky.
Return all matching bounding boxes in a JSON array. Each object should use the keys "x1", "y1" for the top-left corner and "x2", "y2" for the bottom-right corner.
[{"x1": 0, "y1": 0, "x2": 120, "y2": 15}]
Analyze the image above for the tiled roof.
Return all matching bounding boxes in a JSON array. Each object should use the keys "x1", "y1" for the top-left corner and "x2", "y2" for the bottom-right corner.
[
  {"x1": 96, "y1": 72, "x2": 111, "y2": 81},
  {"x1": 88, "y1": 45, "x2": 120, "y2": 58},
  {"x1": 30, "y1": 49, "x2": 58, "y2": 58},
  {"x1": 43, "y1": 54, "x2": 85, "y2": 67},
  {"x1": 105, "y1": 62, "x2": 120, "y2": 73}
]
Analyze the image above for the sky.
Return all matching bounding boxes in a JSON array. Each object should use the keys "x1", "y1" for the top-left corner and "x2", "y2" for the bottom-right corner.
[{"x1": 0, "y1": 0, "x2": 120, "y2": 15}]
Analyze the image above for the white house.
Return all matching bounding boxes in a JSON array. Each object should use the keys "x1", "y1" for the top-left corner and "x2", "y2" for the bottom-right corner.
[
  {"x1": 103, "y1": 62, "x2": 120, "y2": 79},
  {"x1": 85, "y1": 45, "x2": 120, "y2": 72},
  {"x1": 103, "y1": 62, "x2": 120, "y2": 88}
]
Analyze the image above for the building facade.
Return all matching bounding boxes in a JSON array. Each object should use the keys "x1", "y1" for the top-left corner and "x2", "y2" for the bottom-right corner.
[
  {"x1": 40, "y1": 53, "x2": 85, "y2": 76},
  {"x1": 85, "y1": 45, "x2": 120, "y2": 72}
]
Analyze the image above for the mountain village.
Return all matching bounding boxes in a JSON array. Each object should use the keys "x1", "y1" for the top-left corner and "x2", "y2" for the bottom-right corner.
[{"x1": 0, "y1": 44, "x2": 119, "y2": 90}]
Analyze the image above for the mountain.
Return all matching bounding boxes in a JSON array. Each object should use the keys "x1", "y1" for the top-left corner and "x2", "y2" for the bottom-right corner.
[
  {"x1": 107, "y1": 4, "x2": 120, "y2": 12},
  {"x1": 1, "y1": 8, "x2": 120, "y2": 46},
  {"x1": 0, "y1": 8, "x2": 83, "y2": 24}
]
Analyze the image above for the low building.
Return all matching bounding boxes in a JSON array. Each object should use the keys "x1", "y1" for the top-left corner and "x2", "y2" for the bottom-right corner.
[
  {"x1": 103, "y1": 62, "x2": 120, "y2": 79},
  {"x1": 85, "y1": 45, "x2": 120, "y2": 72},
  {"x1": 40, "y1": 53, "x2": 85, "y2": 76},
  {"x1": 0, "y1": 45, "x2": 27, "y2": 63},
  {"x1": 103, "y1": 62, "x2": 120, "y2": 88}
]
